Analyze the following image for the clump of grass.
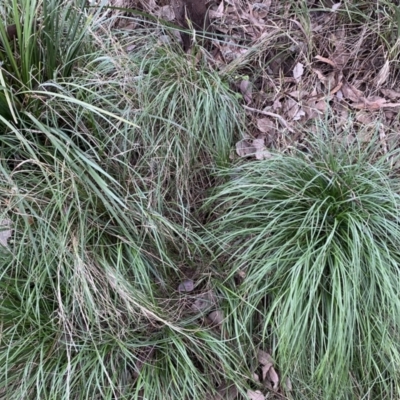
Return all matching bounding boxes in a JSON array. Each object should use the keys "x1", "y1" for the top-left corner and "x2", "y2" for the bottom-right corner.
[
  {"x1": 204, "y1": 129, "x2": 400, "y2": 398},
  {"x1": 0, "y1": 9, "x2": 250, "y2": 398},
  {"x1": 0, "y1": 85, "x2": 245, "y2": 399},
  {"x1": 0, "y1": 0, "x2": 96, "y2": 123},
  {"x1": 131, "y1": 42, "x2": 243, "y2": 218}
]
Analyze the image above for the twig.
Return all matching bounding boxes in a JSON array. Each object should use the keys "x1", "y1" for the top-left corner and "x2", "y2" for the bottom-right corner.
[{"x1": 243, "y1": 105, "x2": 295, "y2": 133}]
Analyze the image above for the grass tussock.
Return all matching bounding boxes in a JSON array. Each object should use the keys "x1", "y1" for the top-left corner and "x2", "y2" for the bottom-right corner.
[
  {"x1": 0, "y1": 3, "x2": 248, "y2": 398},
  {"x1": 204, "y1": 130, "x2": 400, "y2": 398}
]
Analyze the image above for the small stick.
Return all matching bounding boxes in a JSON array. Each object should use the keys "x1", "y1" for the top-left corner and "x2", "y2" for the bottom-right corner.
[{"x1": 243, "y1": 105, "x2": 295, "y2": 133}]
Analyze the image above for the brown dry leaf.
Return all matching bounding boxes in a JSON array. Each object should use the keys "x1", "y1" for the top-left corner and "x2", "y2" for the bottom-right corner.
[
  {"x1": 268, "y1": 366, "x2": 279, "y2": 390},
  {"x1": 381, "y1": 88, "x2": 400, "y2": 100},
  {"x1": 352, "y1": 96, "x2": 400, "y2": 110},
  {"x1": 341, "y1": 83, "x2": 364, "y2": 102},
  {"x1": 315, "y1": 55, "x2": 337, "y2": 68},
  {"x1": 261, "y1": 363, "x2": 272, "y2": 381},
  {"x1": 208, "y1": 310, "x2": 224, "y2": 326},
  {"x1": 385, "y1": 110, "x2": 396, "y2": 121},
  {"x1": 333, "y1": 103, "x2": 350, "y2": 128},
  {"x1": 0, "y1": 218, "x2": 12, "y2": 248},
  {"x1": 288, "y1": 90, "x2": 308, "y2": 101},
  {"x1": 293, "y1": 62, "x2": 304, "y2": 83},
  {"x1": 272, "y1": 98, "x2": 282, "y2": 110},
  {"x1": 303, "y1": 100, "x2": 323, "y2": 120},
  {"x1": 191, "y1": 291, "x2": 217, "y2": 312},
  {"x1": 330, "y1": 81, "x2": 343, "y2": 95},
  {"x1": 258, "y1": 350, "x2": 274, "y2": 381},
  {"x1": 257, "y1": 117, "x2": 275, "y2": 133},
  {"x1": 236, "y1": 269, "x2": 246, "y2": 281},
  {"x1": 178, "y1": 279, "x2": 194, "y2": 292},
  {"x1": 312, "y1": 68, "x2": 326, "y2": 83},
  {"x1": 157, "y1": 5, "x2": 175, "y2": 21},
  {"x1": 240, "y1": 79, "x2": 253, "y2": 104},
  {"x1": 236, "y1": 139, "x2": 256, "y2": 157},
  {"x1": 285, "y1": 376, "x2": 293, "y2": 391},
  {"x1": 209, "y1": 381, "x2": 239, "y2": 400},
  {"x1": 209, "y1": 1, "x2": 224, "y2": 19},
  {"x1": 355, "y1": 111, "x2": 373, "y2": 124},
  {"x1": 247, "y1": 390, "x2": 265, "y2": 400},
  {"x1": 283, "y1": 97, "x2": 305, "y2": 121},
  {"x1": 374, "y1": 59, "x2": 390, "y2": 87},
  {"x1": 253, "y1": 2, "x2": 271, "y2": 18},
  {"x1": 330, "y1": 28, "x2": 349, "y2": 69},
  {"x1": 324, "y1": 71, "x2": 339, "y2": 89},
  {"x1": 253, "y1": 138, "x2": 272, "y2": 160},
  {"x1": 315, "y1": 99, "x2": 327, "y2": 111},
  {"x1": 257, "y1": 350, "x2": 273, "y2": 366},
  {"x1": 253, "y1": 372, "x2": 260, "y2": 382}
]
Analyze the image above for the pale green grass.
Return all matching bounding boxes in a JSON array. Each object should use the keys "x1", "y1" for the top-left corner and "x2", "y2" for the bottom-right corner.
[
  {"x1": 1, "y1": 0, "x2": 400, "y2": 399},
  {"x1": 204, "y1": 129, "x2": 400, "y2": 399},
  {"x1": 0, "y1": 2, "x2": 248, "y2": 399}
]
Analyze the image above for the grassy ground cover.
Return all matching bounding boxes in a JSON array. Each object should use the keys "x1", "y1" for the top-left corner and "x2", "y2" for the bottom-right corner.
[{"x1": 1, "y1": 0, "x2": 400, "y2": 399}]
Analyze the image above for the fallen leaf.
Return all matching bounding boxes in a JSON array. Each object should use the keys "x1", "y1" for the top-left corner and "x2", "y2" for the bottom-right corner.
[
  {"x1": 352, "y1": 96, "x2": 400, "y2": 110},
  {"x1": 341, "y1": 83, "x2": 363, "y2": 102},
  {"x1": 236, "y1": 139, "x2": 256, "y2": 157},
  {"x1": 257, "y1": 117, "x2": 275, "y2": 133},
  {"x1": 191, "y1": 291, "x2": 217, "y2": 312},
  {"x1": 261, "y1": 363, "x2": 272, "y2": 381},
  {"x1": 272, "y1": 98, "x2": 282, "y2": 110},
  {"x1": 253, "y1": 1, "x2": 271, "y2": 18},
  {"x1": 288, "y1": 90, "x2": 308, "y2": 101},
  {"x1": 315, "y1": 55, "x2": 337, "y2": 68},
  {"x1": 355, "y1": 111, "x2": 373, "y2": 124},
  {"x1": 253, "y1": 138, "x2": 272, "y2": 160},
  {"x1": 312, "y1": 68, "x2": 326, "y2": 83},
  {"x1": 375, "y1": 59, "x2": 390, "y2": 87},
  {"x1": 208, "y1": 310, "x2": 224, "y2": 326},
  {"x1": 332, "y1": 99, "x2": 350, "y2": 128},
  {"x1": 0, "y1": 218, "x2": 12, "y2": 248},
  {"x1": 244, "y1": 105, "x2": 295, "y2": 134},
  {"x1": 330, "y1": 81, "x2": 343, "y2": 94},
  {"x1": 236, "y1": 269, "x2": 246, "y2": 280},
  {"x1": 178, "y1": 279, "x2": 194, "y2": 292},
  {"x1": 240, "y1": 79, "x2": 253, "y2": 104},
  {"x1": 283, "y1": 97, "x2": 305, "y2": 121},
  {"x1": 303, "y1": 100, "x2": 323, "y2": 120},
  {"x1": 385, "y1": 110, "x2": 396, "y2": 120},
  {"x1": 331, "y1": 2, "x2": 342, "y2": 11},
  {"x1": 268, "y1": 366, "x2": 279, "y2": 390},
  {"x1": 285, "y1": 376, "x2": 293, "y2": 391},
  {"x1": 209, "y1": 381, "x2": 238, "y2": 400},
  {"x1": 381, "y1": 88, "x2": 400, "y2": 100},
  {"x1": 157, "y1": 5, "x2": 175, "y2": 21},
  {"x1": 315, "y1": 99, "x2": 327, "y2": 111},
  {"x1": 293, "y1": 62, "x2": 304, "y2": 82},
  {"x1": 247, "y1": 390, "x2": 265, "y2": 400},
  {"x1": 257, "y1": 350, "x2": 273, "y2": 366},
  {"x1": 257, "y1": 350, "x2": 274, "y2": 381}
]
